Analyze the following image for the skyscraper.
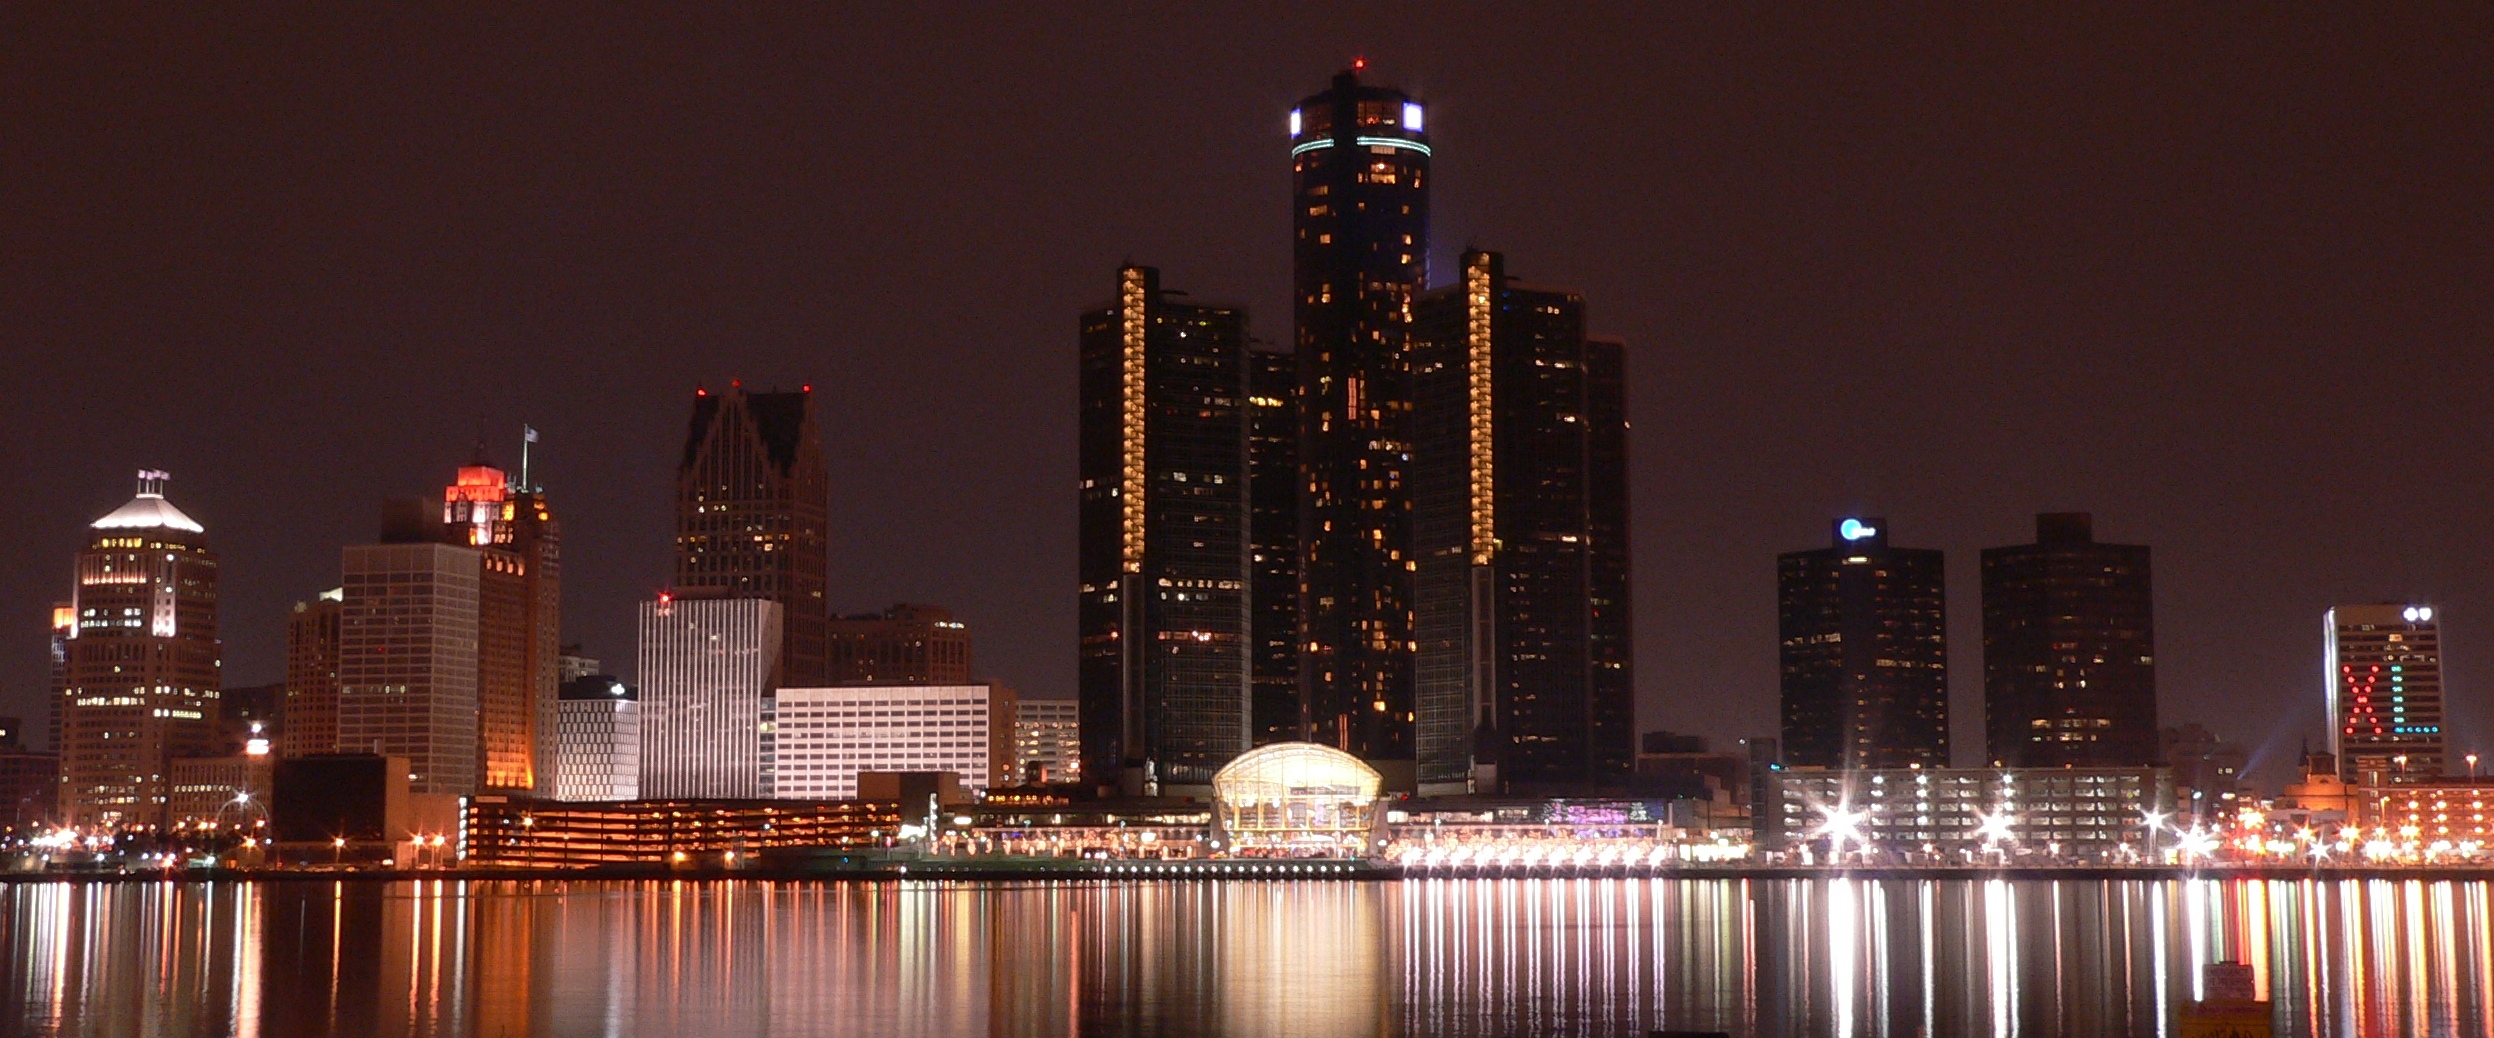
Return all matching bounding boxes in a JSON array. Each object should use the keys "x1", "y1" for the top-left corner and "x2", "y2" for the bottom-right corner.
[
  {"x1": 1247, "y1": 348, "x2": 1301, "y2": 746},
  {"x1": 1077, "y1": 265, "x2": 1252, "y2": 793},
  {"x1": 60, "y1": 471, "x2": 222, "y2": 828},
  {"x1": 677, "y1": 385, "x2": 830, "y2": 686},
  {"x1": 1291, "y1": 66, "x2": 1431, "y2": 776},
  {"x1": 280, "y1": 590, "x2": 342, "y2": 759},
  {"x1": 1778, "y1": 518, "x2": 1949, "y2": 769},
  {"x1": 824, "y1": 604, "x2": 973, "y2": 685},
  {"x1": 636, "y1": 594, "x2": 781, "y2": 799},
  {"x1": 1410, "y1": 250, "x2": 1635, "y2": 793},
  {"x1": 338, "y1": 541, "x2": 481, "y2": 795},
  {"x1": 440, "y1": 453, "x2": 561, "y2": 794},
  {"x1": 2327, "y1": 603, "x2": 2445, "y2": 784},
  {"x1": 1980, "y1": 513, "x2": 2157, "y2": 767}
]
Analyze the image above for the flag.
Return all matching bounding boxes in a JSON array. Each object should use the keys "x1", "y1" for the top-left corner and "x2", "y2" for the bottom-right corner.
[{"x1": 524, "y1": 425, "x2": 538, "y2": 443}]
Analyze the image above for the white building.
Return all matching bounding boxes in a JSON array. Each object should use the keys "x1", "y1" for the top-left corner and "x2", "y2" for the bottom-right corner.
[
  {"x1": 554, "y1": 675, "x2": 639, "y2": 801},
  {"x1": 636, "y1": 596, "x2": 780, "y2": 799},
  {"x1": 1759, "y1": 766, "x2": 2173, "y2": 861},
  {"x1": 770, "y1": 684, "x2": 1011, "y2": 800},
  {"x1": 339, "y1": 542, "x2": 481, "y2": 795},
  {"x1": 2327, "y1": 604, "x2": 2446, "y2": 783},
  {"x1": 1012, "y1": 698, "x2": 1080, "y2": 784}
]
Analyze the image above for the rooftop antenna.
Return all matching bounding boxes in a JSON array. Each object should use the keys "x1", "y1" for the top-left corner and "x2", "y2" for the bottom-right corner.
[{"x1": 520, "y1": 423, "x2": 539, "y2": 492}]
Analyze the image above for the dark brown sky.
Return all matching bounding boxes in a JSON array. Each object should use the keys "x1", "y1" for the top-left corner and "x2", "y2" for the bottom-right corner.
[{"x1": 6, "y1": 7, "x2": 2490, "y2": 784}]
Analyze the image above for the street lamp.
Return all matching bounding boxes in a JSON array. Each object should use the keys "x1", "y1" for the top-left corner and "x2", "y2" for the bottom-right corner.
[
  {"x1": 2141, "y1": 808, "x2": 2169, "y2": 864},
  {"x1": 2469, "y1": 754, "x2": 2481, "y2": 778}
]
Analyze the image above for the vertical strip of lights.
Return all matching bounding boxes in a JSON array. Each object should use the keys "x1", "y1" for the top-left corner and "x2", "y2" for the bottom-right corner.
[
  {"x1": 1119, "y1": 267, "x2": 1149, "y2": 574},
  {"x1": 1465, "y1": 255, "x2": 1495, "y2": 566}
]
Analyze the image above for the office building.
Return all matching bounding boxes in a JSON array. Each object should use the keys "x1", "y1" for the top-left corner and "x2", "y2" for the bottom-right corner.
[
  {"x1": 1077, "y1": 265, "x2": 1252, "y2": 793},
  {"x1": 2327, "y1": 603, "x2": 2446, "y2": 783},
  {"x1": 1758, "y1": 766, "x2": 2172, "y2": 860},
  {"x1": 1778, "y1": 518, "x2": 1949, "y2": 769},
  {"x1": 1981, "y1": 513, "x2": 2157, "y2": 767},
  {"x1": 440, "y1": 450, "x2": 562, "y2": 796},
  {"x1": 2162, "y1": 723, "x2": 2249, "y2": 821},
  {"x1": 46, "y1": 604, "x2": 70, "y2": 752},
  {"x1": 770, "y1": 684, "x2": 1012, "y2": 800},
  {"x1": 1411, "y1": 249, "x2": 1634, "y2": 793},
  {"x1": 1012, "y1": 698, "x2": 1081, "y2": 785},
  {"x1": 168, "y1": 750, "x2": 274, "y2": 827},
  {"x1": 825, "y1": 603, "x2": 973, "y2": 684},
  {"x1": 677, "y1": 384, "x2": 830, "y2": 686},
  {"x1": 0, "y1": 748, "x2": 56, "y2": 827},
  {"x1": 338, "y1": 541, "x2": 481, "y2": 795},
  {"x1": 60, "y1": 471, "x2": 223, "y2": 828},
  {"x1": 269, "y1": 753, "x2": 460, "y2": 864},
  {"x1": 280, "y1": 590, "x2": 342, "y2": 759},
  {"x1": 1291, "y1": 66, "x2": 1431, "y2": 776},
  {"x1": 1247, "y1": 348, "x2": 1301, "y2": 746},
  {"x1": 554, "y1": 675, "x2": 640, "y2": 802},
  {"x1": 637, "y1": 595, "x2": 781, "y2": 799},
  {"x1": 558, "y1": 649, "x2": 601, "y2": 683}
]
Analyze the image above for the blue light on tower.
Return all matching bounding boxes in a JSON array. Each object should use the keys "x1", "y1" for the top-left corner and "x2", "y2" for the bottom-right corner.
[{"x1": 1839, "y1": 518, "x2": 1878, "y2": 542}]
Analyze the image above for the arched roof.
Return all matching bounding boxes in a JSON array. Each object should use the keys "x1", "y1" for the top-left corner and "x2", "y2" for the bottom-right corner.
[
  {"x1": 92, "y1": 493, "x2": 204, "y2": 534},
  {"x1": 1212, "y1": 742, "x2": 1381, "y2": 803}
]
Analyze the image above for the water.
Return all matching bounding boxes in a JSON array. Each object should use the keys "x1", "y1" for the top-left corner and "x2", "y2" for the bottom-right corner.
[{"x1": 1, "y1": 876, "x2": 2490, "y2": 1037}]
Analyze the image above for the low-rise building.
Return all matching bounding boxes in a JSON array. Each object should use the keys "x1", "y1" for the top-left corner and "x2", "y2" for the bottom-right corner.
[
  {"x1": 554, "y1": 675, "x2": 639, "y2": 801},
  {"x1": 770, "y1": 683, "x2": 1013, "y2": 800},
  {"x1": 1759, "y1": 766, "x2": 2173, "y2": 861},
  {"x1": 169, "y1": 752, "x2": 275, "y2": 827},
  {"x1": 461, "y1": 797, "x2": 899, "y2": 868}
]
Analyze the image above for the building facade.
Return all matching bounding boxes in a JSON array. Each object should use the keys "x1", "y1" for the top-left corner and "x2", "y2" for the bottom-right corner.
[
  {"x1": 1247, "y1": 348, "x2": 1301, "y2": 747},
  {"x1": 1981, "y1": 512, "x2": 2156, "y2": 767},
  {"x1": 1077, "y1": 265, "x2": 1253, "y2": 793},
  {"x1": 770, "y1": 684, "x2": 1011, "y2": 800},
  {"x1": 1779, "y1": 518, "x2": 1949, "y2": 770},
  {"x1": 1291, "y1": 67, "x2": 1431, "y2": 777},
  {"x1": 168, "y1": 751, "x2": 274, "y2": 827},
  {"x1": 1759, "y1": 766, "x2": 2172, "y2": 860},
  {"x1": 554, "y1": 675, "x2": 640, "y2": 802},
  {"x1": 61, "y1": 472, "x2": 223, "y2": 828},
  {"x1": 2327, "y1": 603, "x2": 2446, "y2": 783},
  {"x1": 1410, "y1": 249, "x2": 1634, "y2": 793},
  {"x1": 824, "y1": 604, "x2": 973, "y2": 684},
  {"x1": 440, "y1": 454, "x2": 561, "y2": 795},
  {"x1": 1012, "y1": 698, "x2": 1081, "y2": 785},
  {"x1": 636, "y1": 596, "x2": 781, "y2": 799},
  {"x1": 676, "y1": 385, "x2": 829, "y2": 686},
  {"x1": 280, "y1": 590, "x2": 342, "y2": 759},
  {"x1": 338, "y1": 542, "x2": 482, "y2": 795}
]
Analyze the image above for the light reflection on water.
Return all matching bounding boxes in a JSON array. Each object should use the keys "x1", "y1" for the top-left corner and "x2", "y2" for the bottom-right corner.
[{"x1": 1, "y1": 877, "x2": 2490, "y2": 1037}]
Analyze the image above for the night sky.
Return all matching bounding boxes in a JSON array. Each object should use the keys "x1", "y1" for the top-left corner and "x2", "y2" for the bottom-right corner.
[{"x1": 6, "y1": 8, "x2": 2489, "y2": 785}]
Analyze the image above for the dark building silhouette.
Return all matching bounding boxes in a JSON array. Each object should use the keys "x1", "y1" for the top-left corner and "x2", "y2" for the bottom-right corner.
[
  {"x1": 1247, "y1": 348, "x2": 1301, "y2": 746},
  {"x1": 1077, "y1": 265, "x2": 1253, "y2": 792},
  {"x1": 825, "y1": 603, "x2": 973, "y2": 685},
  {"x1": 1778, "y1": 518, "x2": 1948, "y2": 769},
  {"x1": 280, "y1": 590, "x2": 342, "y2": 759},
  {"x1": 1981, "y1": 512, "x2": 2157, "y2": 767},
  {"x1": 1291, "y1": 67, "x2": 1431, "y2": 778},
  {"x1": 1410, "y1": 250, "x2": 1634, "y2": 793},
  {"x1": 676, "y1": 384, "x2": 830, "y2": 686}
]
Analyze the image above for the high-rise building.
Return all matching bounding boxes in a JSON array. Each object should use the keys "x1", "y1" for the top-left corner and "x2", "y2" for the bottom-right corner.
[
  {"x1": 1410, "y1": 250, "x2": 1635, "y2": 793},
  {"x1": 825, "y1": 604, "x2": 973, "y2": 684},
  {"x1": 1980, "y1": 513, "x2": 2157, "y2": 767},
  {"x1": 770, "y1": 683, "x2": 1011, "y2": 800},
  {"x1": 1778, "y1": 518, "x2": 1949, "y2": 770},
  {"x1": 1247, "y1": 348, "x2": 1301, "y2": 747},
  {"x1": 1291, "y1": 67, "x2": 1431, "y2": 777},
  {"x1": 1011, "y1": 698, "x2": 1081, "y2": 785},
  {"x1": 440, "y1": 453, "x2": 561, "y2": 795},
  {"x1": 554, "y1": 675, "x2": 639, "y2": 802},
  {"x1": 2327, "y1": 603, "x2": 2446, "y2": 784},
  {"x1": 280, "y1": 589, "x2": 343, "y2": 759},
  {"x1": 1077, "y1": 265, "x2": 1253, "y2": 793},
  {"x1": 60, "y1": 471, "x2": 223, "y2": 828},
  {"x1": 46, "y1": 603, "x2": 71, "y2": 752},
  {"x1": 636, "y1": 595, "x2": 781, "y2": 799},
  {"x1": 676, "y1": 385, "x2": 829, "y2": 686},
  {"x1": 338, "y1": 541, "x2": 481, "y2": 795}
]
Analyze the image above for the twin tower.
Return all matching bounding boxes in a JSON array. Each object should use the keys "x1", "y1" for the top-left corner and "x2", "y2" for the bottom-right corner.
[{"x1": 1078, "y1": 69, "x2": 1634, "y2": 796}]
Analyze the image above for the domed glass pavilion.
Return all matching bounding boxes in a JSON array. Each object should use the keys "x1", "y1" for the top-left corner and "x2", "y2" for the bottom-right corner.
[{"x1": 1208, "y1": 743, "x2": 1388, "y2": 858}]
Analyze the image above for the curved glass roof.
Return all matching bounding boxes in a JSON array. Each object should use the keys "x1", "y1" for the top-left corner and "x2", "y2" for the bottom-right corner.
[{"x1": 1213, "y1": 742, "x2": 1381, "y2": 803}]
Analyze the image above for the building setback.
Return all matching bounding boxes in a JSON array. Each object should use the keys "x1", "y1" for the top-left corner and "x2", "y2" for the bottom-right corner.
[
  {"x1": 636, "y1": 595, "x2": 781, "y2": 799},
  {"x1": 337, "y1": 541, "x2": 481, "y2": 795},
  {"x1": 60, "y1": 472, "x2": 222, "y2": 828},
  {"x1": 1410, "y1": 250, "x2": 1634, "y2": 793},
  {"x1": 1778, "y1": 518, "x2": 1949, "y2": 770},
  {"x1": 2327, "y1": 603, "x2": 2446, "y2": 783},
  {"x1": 825, "y1": 604, "x2": 973, "y2": 685},
  {"x1": 280, "y1": 590, "x2": 342, "y2": 759},
  {"x1": 1291, "y1": 68, "x2": 1431, "y2": 778},
  {"x1": 554, "y1": 674, "x2": 639, "y2": 802},
  {"x1": 676, "y1": 385, "x2": 830, "y2": 686},
  {"x1": 1980, "y1": 512, "x2": 2157, "y2": 767},
  {"x1": 1247, "y1": 348, "x2": 1301, "y2": 747},
  {"x1": 1077, "y1": 265, "x2": 1253, "y2": 793},
  {"x1": 770, "y1": 684, "x2": 1012, "y2": 800}
]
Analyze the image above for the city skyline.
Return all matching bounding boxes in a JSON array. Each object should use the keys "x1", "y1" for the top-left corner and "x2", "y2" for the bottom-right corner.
[{"x1": 6, "y1": 10, "x2": 2492, "y2": 789}]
